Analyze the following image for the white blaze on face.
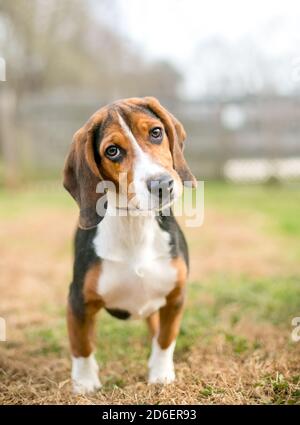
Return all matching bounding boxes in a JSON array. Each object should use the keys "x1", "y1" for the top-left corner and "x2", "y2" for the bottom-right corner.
[{"x1": 117, "y1": 113, "x2": 178, "y2": 210}]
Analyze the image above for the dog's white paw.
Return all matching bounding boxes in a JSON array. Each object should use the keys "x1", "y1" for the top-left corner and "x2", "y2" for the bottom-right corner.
[
  {"x1": 148, "y1": 338, "x2": 176, "y2": 385},
  {"x1": 71, "y1": 353, "x2": 102, "y2": 395},
  {"x1": 73, "y1": 374, "x2": 102, "y2": 395},
  {"x1": 148, "y1": 364, "x2": 175, "y2": 384}
]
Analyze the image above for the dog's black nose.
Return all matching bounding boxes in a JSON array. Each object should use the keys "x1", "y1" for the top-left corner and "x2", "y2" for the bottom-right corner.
[{"x1": 146, "y1": 174, "x2": 174, "y2": 201}]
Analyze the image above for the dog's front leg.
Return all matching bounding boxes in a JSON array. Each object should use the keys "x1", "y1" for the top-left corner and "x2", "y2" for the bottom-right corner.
[
  {"x1": 148, "y1": 285, "x2": 186, "y2": 384},
  {"x1": 67, "y1": 299, "x2": 102, "y2": 394},
  {"x1": 148, "y1": 257, "x2": 187, "y2": 384}
]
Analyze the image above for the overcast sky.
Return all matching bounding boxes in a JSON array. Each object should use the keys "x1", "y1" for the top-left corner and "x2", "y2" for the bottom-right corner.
[
  {"x1": 109, "y1": 0, "x2": 300, "y2": 98},
  {"x1": 119, "y1": 0, "x2": 300, "y2": 61}
]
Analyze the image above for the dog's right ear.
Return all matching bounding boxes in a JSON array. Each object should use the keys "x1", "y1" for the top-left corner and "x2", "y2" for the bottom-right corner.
[{"x1": 63, "y1": 116, "x2": 103, "y2": 230}]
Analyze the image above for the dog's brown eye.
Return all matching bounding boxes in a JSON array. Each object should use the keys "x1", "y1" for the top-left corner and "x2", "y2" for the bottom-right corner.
[
  {"x1": 105, "y1": 145, "x2": 122, "y2": 161},
  {"x1": 149, "y1": 127, "x2": 163, "y2": 144}
]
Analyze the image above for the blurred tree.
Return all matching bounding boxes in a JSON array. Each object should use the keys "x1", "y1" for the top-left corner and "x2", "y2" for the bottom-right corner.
[
  {"x1": 0, "y1": 0, "x2": 182, "y2": 98},
  {"x1": 0, "y1": 0, "x2": 182, "y2": 185},
  {"x1": 189, "y1": 37, "x2": 278, "y2": 101},
  {"x1": 0, "y1": 0, "x2": 101, "y2": 96}
]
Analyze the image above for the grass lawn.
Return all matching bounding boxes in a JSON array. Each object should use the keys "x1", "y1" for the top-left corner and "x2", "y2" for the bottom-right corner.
[{"x1": 0, "y1": 181, "x2": 300, "y2": 404}]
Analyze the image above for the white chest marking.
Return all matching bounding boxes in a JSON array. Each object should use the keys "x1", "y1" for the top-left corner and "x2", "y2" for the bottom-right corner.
[{"x1": 93, "y1": 209, "x2": 177, "y2": 319}]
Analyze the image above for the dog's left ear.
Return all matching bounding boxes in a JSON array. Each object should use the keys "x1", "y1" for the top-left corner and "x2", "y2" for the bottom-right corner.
[
  {"x1": 133, "y1": 97, "x2": 197, "y2": 188},
  {"x1": 63, "y1": 113, "x2": 104, "y2": 229}
]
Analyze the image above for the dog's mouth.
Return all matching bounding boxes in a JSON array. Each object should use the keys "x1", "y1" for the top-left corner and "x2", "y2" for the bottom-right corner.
[
  {"x1": 105, "y1": 182, "x2": 178, "y2": 214},
  {"x1": 124, "y1": 192, "x2": 175, "y2": 213}
]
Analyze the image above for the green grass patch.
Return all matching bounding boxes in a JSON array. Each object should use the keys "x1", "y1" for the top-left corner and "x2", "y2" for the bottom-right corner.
[
  {"x1": 0, "y1": 184, "x2": 73, "y2": 219},
  {"x1": 26, "y1": 319, "x2": 67, "y2": 356},
  {"x1": 95, "y1": 310, "x2": 149, "y2": 364},
  {"x1": 199, "y1": 384, "x2": 225, "y2": 398},
  {"x1": 177, "y1": 275, "x2": 300, "y2": 355},
  {"x1": 205, "y1": 182, "x2": 300, "y2": 239}
]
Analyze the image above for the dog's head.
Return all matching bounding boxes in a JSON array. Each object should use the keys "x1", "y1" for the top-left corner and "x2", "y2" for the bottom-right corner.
[{"x1": 63, "y1": 97, "x2": 196, "y2": 229}]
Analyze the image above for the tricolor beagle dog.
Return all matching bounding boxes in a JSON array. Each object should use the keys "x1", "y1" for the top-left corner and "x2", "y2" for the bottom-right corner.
[{"x1": 63, "y1": 97, "x2": 196, "y2": 394}]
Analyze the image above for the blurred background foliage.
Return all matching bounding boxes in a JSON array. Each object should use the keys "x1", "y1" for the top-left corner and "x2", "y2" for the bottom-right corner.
[{"x1": 0, "y1": 0, "x2": 300, "y2": 185}]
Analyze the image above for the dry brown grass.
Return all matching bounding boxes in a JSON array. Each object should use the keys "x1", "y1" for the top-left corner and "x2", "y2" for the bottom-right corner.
[
  {"x1": 1, "y1": 323, "x2": 299, "y2": 405},
  {"x1": 0, "y1": 186, "x2": 300, "y2": 404}
]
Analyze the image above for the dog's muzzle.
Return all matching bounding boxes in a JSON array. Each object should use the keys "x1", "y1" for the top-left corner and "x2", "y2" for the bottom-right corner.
[{"x1": 146, "y1": 173, "x2": 174, "y2": 207}]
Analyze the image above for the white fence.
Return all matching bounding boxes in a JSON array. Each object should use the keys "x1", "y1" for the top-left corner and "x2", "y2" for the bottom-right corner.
[
  {"x1": 1, "y1": 93, "x2": 300, "y2": 182},
  {"x1": 224, "y1": 158, "x2": 300, "y2": 183}
]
